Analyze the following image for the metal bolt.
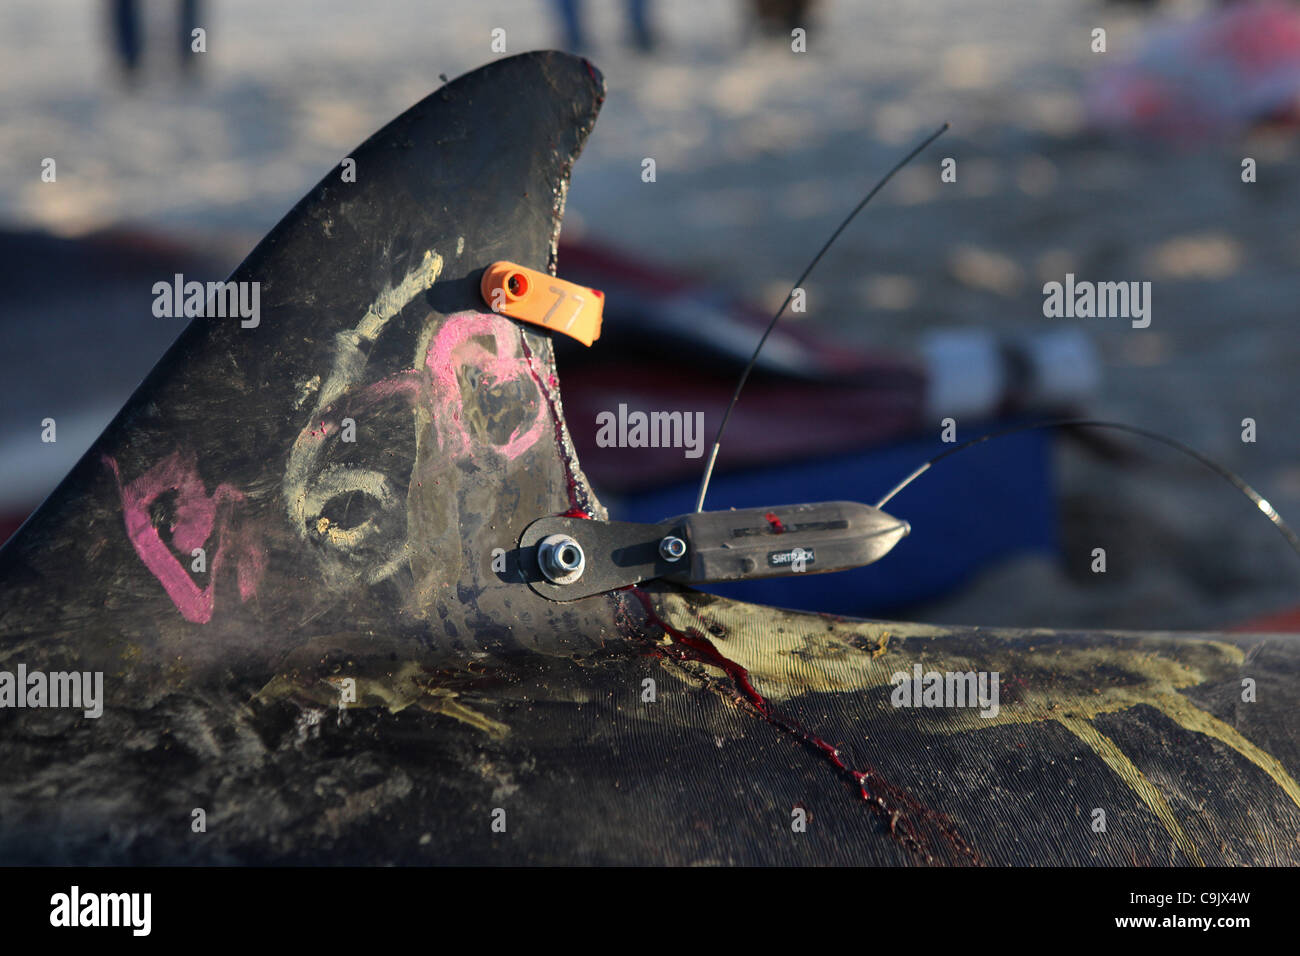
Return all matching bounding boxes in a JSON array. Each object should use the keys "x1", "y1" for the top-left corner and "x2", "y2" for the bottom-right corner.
[
  {"x1": 659, "y1": 535, "x2": 687, "y2": 562},
  {"x1": 538, "y1": 533, "x2": 585, "y2": 585}
]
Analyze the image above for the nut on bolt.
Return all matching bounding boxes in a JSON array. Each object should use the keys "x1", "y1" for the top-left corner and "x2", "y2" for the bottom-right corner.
[
  {"x1": 538, "y1": 533, "x2": 586, "y2": 585},
  {"x1": 658, "y1": 535, "x2": 687, "y2": 562}
]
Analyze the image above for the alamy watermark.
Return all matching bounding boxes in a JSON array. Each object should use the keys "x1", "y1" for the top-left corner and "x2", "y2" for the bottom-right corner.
[
  {"x1": 0, "y1": 665, "x2": 103, "y2": 718},
  {"x1": 1042, "y1": 273, "x2": 1151, "y2": 329},
  {"x1": 890, "y1": 664, "x2": 1000, "y2": 718},
  {"x1": 50, "y1": 886, "x2": 150, "y2": 936},
  {"x1": 595, "y1": 404, "x2": 705, "y2": 458},
  {"x1": 153, "y1": 274, "x2": 261, "y2": 328}
]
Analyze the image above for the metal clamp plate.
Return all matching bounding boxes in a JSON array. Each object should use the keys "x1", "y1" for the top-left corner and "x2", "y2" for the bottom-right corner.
[{"x1": 518, "y1": 516, "x2": 684, "y2": 602}]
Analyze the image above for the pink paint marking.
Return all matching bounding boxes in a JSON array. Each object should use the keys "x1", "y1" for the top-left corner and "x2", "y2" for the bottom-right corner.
[
  {"x1": 237, "y1": 544, "x2": 267, "y2": 602},
  {"x1": 296, "y1": 314, "x2": 543, "y2": 469},
  {"x1": 362, "y1": 370, "x2": 420, "y2": 403},
  {"x1": 424, "y1": 312, "x2": 546, "y2": 460},
  {"x1": 105, "y1": 451, "x2": 264, "y2": 623}
]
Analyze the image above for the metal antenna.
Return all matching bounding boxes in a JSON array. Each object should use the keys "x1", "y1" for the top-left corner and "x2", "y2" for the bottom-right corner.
[
  {"x1": 874, "y1": 418, "x2": 1300, "y2": 561},
  {"x1": 693, "y1": 122, "x2": 951, "y2": 513}
]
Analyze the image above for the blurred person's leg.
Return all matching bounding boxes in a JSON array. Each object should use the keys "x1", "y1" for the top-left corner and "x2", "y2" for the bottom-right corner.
[
  {"x1": 180, "y1": 0, "x2": 202, "y2": 72},
  {"x1": 749, "y1": 0, "x2": 815, "y2": 37},
  {"x1": 110, "y1": 0, "x2": 143, "y2": 76},
  {"x1": 553, "y1": 0, "x2": 585, "y2": 52},
  {"x1": 628, "y1": 0, "x2": 655, "y2": 51}
]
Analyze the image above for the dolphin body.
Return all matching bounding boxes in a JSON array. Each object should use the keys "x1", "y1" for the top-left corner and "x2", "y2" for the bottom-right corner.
[{"x1": 0, "y1": 52, "x2": 1296, "y2": 865}]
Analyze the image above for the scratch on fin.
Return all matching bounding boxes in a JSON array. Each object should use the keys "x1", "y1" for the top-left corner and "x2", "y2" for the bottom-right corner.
[
  {"x1": 1058, "y1": 715, "x2": 1204, "y2": 867},
  {"x1": 1149, "y1": 692, "x2": 1300, "y2": 812},
  {"x1": 255, "y1": 664, "x2": 510, "y2": 740},
  {"x1": 417, "y1": 690, "x2": 510, "y2": 739}
]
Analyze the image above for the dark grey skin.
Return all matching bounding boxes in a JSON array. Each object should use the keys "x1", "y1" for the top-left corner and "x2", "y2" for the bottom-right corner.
[{"x1": 0, "y1": 52, "x2": 1295, "y2": 865}]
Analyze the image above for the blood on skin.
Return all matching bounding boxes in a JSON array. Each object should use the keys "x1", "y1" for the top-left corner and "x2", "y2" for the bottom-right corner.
[
  {"x1": 511, "y1": 324, "x2": 971, "y2": 859},
  {"x1": 518, "y1": 332, "x2": 592, "y2": 514},
  {"x1": 625, "y1": 586, "x2": 980, "y2": 865}
]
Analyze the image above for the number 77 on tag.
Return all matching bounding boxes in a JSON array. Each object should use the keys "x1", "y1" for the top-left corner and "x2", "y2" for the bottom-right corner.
[{"x1": 480, "y1": 261, "x2": 604, "y2": 346}]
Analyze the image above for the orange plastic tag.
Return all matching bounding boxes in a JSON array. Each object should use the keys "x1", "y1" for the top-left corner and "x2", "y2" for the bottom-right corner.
[{"x1": 480, "y1": 261, "x2": 604, "y2": 346}]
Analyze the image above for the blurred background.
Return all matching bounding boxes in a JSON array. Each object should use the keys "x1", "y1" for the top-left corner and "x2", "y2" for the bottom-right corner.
[{"x1": 2, "y1": 0, "x2": 1299, "y2": 632}]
